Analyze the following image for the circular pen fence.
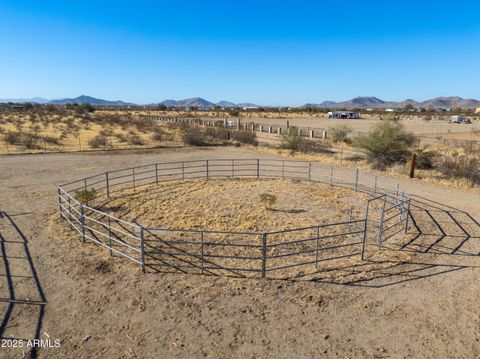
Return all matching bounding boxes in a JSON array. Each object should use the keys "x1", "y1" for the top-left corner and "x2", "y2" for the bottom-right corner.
[{"x1": 57, "y1": 159, "x2": 410, "y2": 279}]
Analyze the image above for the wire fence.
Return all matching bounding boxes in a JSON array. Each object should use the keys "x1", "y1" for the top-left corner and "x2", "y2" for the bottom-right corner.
[
  {"x1": 58, "y1": 159, "x2": 410, "y2": 278},
  {"x1": 141, "y1": 115, "x2": 480, "y2": 139}
]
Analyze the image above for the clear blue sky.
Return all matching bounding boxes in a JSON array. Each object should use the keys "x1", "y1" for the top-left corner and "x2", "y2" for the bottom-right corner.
[{"x1": 1, "y1": 0, "x2": 479, "y2": 106}]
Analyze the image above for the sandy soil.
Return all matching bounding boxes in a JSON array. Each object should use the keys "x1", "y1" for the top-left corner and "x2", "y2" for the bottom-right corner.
[{"x1": 1, "y1": 146, "x2": 480, "y2": 358}]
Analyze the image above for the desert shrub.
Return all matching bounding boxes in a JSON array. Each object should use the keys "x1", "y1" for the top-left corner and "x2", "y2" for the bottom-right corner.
[
  {"x1": 127, "y1": 132, "x2": 144, "y2": 145},
  {"x1": 355, "y1": 121, "x2": 416, "y2": 170},
  {"x1": 133, "y1": 118, "x2": 160, "y2": 133},
  {"x1": 230, "y1": 130, "x2": 258, "y2": 145},
  {"x1": 204, "y1": 127, "x2": 216, "y2": 139},
  {"x1": 438, "y1": 155, "x2": 480, "y2": 185},
  {"x1": 204, "y1": 127, "x2": 230, "y2": 141},
  {"x1": 151, "y1": 132, "x2": 163, "y2": 141},
  {"x1": 41, "y1": 135, "x2": 61, "y2": 145},
  {"x1": 75, "y1": 188, "x2": 97, "y2": 204},
  {"x1": 180, "y1": 125, "x2": 205, "y2": 146},
  {"x1": 74, "y1": 103, "x2": 95, "y2": 114},
  {"x1": 329, "y1": 125, "x2": 352, "y2": 143},
  {"x1": 4, "y1": 131, "x2": 23, "y2": 145},
  {"x1": 296, "y1": 139, "x2": 332, "y2": 154},
  {"x1": 414, "y1": 148, "x2": 435, "y2": 169},
  {"x1": 280, "y1": 127, "x2": 302, "y2": 150},
  {"x1": 259, "y1": 192, "x2": 277, "y2": 210},
  {"x1": 114, "y1": 133, "x2": 128, "y2": 143},
  {"x1": 214, "y1": 127, "x2": 230, "y2": 140},
  {"x1": 99, "y1": 128, "x2": 113, "y2": 137},
  {"x1": 88, "y1": 134, "x2": 109, "y2": 148},
  {"x1": 4, "y1": 130, "x2": 40, "y2": 149},
  {"x1": 21, "y1": 131, "x2": 40, "y2": 149}
]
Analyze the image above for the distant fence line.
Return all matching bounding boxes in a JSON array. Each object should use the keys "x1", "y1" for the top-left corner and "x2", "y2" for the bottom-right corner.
[
  {"x1": 58, "y1": 159, "x2": 409, "y2": 279},
  {"x1": 140, "y1": 115, "x2": 480, "y2": 139},
  {"x1": 417, "y1": 137, "x2": 480, "y2": 151},
  {"x1": 141, "y1": 115, "x2": 329, "y2": 139}
]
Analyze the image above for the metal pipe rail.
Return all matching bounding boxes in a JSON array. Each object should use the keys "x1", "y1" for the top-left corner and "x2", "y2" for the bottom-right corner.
[{"x1": 58, "y1": 158, "x2": 410, "y2": 278}]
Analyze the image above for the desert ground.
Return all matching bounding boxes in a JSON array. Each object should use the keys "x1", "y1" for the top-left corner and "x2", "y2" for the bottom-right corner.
[
  {"x1": 1, "y1": 145, "x2": 480, "y2": 358},
  {"x1": 1, "y1": 109, "x2": 479, "y2": 155}
]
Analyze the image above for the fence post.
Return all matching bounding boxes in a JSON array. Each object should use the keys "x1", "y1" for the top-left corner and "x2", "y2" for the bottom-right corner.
[
  {"x1": 361, "y1": 203, "x2": 370, "y2": 260},
  {"x1": 182, "y1": 162, "x2": 185, "y2": 180},
  {"x1": 308, "y1": 162, "x2": 312, "y2": 181},
  {"x1": 355, "y1": 168, "x2": 359, "y2": 192},
  {"x1": 155, "y1": 163, "x2": 159, "y2": 185},
  {"x1": 67, "y1": 196, "x2": 73, "y2": 224},
  {"x1": 256, "y1": 159, "x2": 260, "y2": 179},
  {"x1": 374, "y1": 175, "x2": 378, "y2": 194},
  {"x1": 261, "y1": 233, "x2": 267, "y2": 278},
  {"x1": 80, "y1": 204, "x2": 85, "y2": 243},
  {"x1": 315, "y1": 226, "x2": 320, "y2": 268},
  {"x1": 106, "y1": 172, "x2": 110, "y2": 198},
  {"x1": 404, "y1": 199, "x2": 411, "y2": 234},
  {"x1": 132, "y1": 168, "x2": 136, "y2": 189},
  {"x1": 378, "y1": 196, "x2": 387, "y2": 246},
  {"x1": 108, "y1": 216, "x2": 112, "y2": 256},
  {"x1": 232, "y1": 159, "x2": 235, "y2": 177},
  {"x1": 140, "y1": 227, "x2": 145, "y2": 273},
  {"x1": 282, "y1": 160, "x2": 285, "y2": 178},
  {"x1": 57, "y1": 187, "x2": 62, "y2": 214},
  {"x1": 84, "y1": 179, "x2": 88, "y2": 206},
  {"x1": 206, "y1": 160, "x2": 209, "y2": 179},
  {"x1": 201, "y1": 231, "x2": 204, "y2": 274}
]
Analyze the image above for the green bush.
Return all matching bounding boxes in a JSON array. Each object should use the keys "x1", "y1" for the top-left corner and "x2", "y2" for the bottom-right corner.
[
  {"x1": 280, "y1": 127, "x2": 303, "y2": 150},
  {"x1": 355, "y1": 121, "x2": 416, "y2": 170},
  {"x1": 259, "y1": 192, "x2": 277, "y2": 210},
  {"x1": 75, "y1": 188, "x2": 97, "y2": 204},
  {"x1": 329, "y1": 125, "x2": 352, "y2": 143}
]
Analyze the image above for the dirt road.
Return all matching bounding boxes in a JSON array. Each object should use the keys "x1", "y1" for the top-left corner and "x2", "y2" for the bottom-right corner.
[{"x1": 1, "y1": 146, "x2": 480, "y2": 358}]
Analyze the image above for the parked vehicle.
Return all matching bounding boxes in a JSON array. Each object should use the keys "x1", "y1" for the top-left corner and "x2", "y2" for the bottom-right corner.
[
  {"x1": 449, "y1": 115, "x2": 471, "y2": 124},
  {"x1": 328, "y1": 111, "x2": 359, "y2": 119}
]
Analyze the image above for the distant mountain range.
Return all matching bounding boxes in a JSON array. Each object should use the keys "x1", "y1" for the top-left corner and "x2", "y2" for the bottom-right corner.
[
  {"x1": 48, "y1": 95, "x2": 136, "y2": 107},
  {"x1": 155, "y1": 97, "x2": 258, "y2": 108},
  {"x1": 0, "y1": 97, "x2": 50, "y2": 104},
  {"x1": 1, "y1": 95, "x2": 479, "y2": 109},
  {"x1": 304, "y1": 96, "x2": 480, "y2": 109},
  {"x1": 0, "y1": 95, "x2": 258, "y2": 108}
]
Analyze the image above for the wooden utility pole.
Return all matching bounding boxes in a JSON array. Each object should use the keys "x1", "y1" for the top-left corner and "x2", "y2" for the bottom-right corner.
[{"x1": 409, "y1": 153, "x2": 417, "y2": 178}]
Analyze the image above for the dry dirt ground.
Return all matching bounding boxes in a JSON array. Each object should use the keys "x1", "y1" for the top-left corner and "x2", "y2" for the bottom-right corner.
[{"x1": 1, "y1": 146, "x2": 480, "y2": 358}]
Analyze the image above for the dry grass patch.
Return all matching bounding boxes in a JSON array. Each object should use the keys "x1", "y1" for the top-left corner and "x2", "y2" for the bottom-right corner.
[{"x1": 97, "y1": 178, "x2": 371, "y2": 232}]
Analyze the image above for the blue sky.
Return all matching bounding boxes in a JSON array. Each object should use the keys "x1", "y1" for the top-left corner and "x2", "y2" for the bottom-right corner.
[{"x1": 1, "y1": 0, "x2": 479, "y2": 106}]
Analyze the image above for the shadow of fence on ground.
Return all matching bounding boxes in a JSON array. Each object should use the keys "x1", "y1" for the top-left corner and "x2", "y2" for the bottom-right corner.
[
  {"x1": 385, "y1": 195, "x2": 480, "y2": 256},
  {"x1": 0, "y1": 211, "x2": 46, "y2": 359}
]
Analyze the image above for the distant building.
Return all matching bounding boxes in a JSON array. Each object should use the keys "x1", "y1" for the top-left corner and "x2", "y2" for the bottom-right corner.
[
  {"x1": 475, "y1": 107, "x2": 480, "y2": 114},
  {"x1": 243, "y1": 106, "x2": 258, "y2": 111},
  {"x1": 385, "y1": 108, "x2": 395, "y2": 112},
  {"x1": 328, "y1": 111, "x2": 359, "y2": 119}
]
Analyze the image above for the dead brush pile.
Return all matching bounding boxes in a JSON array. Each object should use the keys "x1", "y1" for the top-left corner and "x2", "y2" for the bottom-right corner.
[{"x1": 437, "y1": 150, "x2": 480, "y2": 186}]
